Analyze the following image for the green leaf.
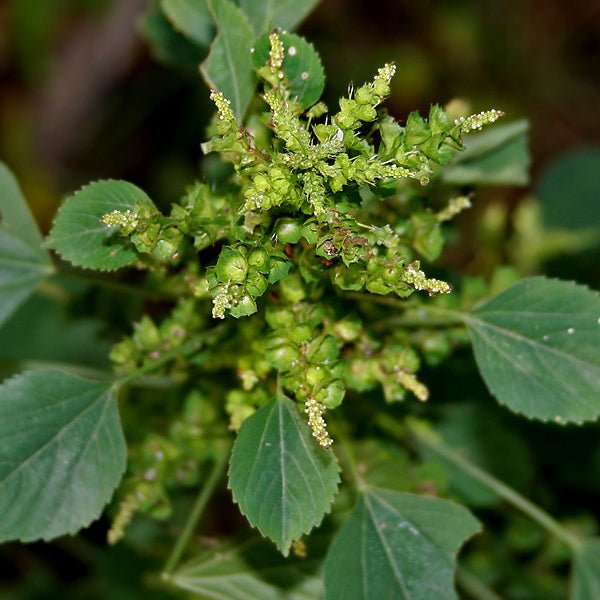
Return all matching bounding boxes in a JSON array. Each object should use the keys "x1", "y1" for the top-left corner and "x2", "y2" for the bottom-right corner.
[
  {"x1": 537, "y1": 148, "x2": 600, "y2": 231},
  {"x1": 443, "y1": 119, "x2": 530, "y2": 186},
  {"x1": 228, "y1": 394, "x2": 340, "y2": 555},
  {"x1": 172, "y1": 536, "x2": 324, "y2": 599},
  {"x1": 161, "y1": 0, "x2": 214, "y2": 47},
  {"x1": 252, "y1": 32, "x2": 325, "y2": 110},
  {"x1": 0, "y1": 370, "x2": 126, "y2": 542},
  {"x1": 46, "y1": 180, "x2": 156, "y2": 271},
  {"x1": 139, "y1": 6, "x2": 208, "y2": 71},
  {"x1": 465, "y1": 277, "x2": 600, "y2": 423},
  {"x1": 200, "y1": 0, "x2": 256, "y2": 122},
  {"x1": 324, "y1": 488, "x2": 481, "y2": 600},
  {"x1": 238, "y1": 0, "x2": 319, "y2": 36},
  {"x1": 571, "y1": 538, "x2": 600, "y2": 600},
  {"x1": 0, "y1": 162, "x2": 52, "y2": 328}
]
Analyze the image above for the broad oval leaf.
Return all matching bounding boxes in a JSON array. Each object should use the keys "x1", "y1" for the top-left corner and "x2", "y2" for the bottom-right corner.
[
  {"x1": 443, "y1": 120, "x2": 530, "y2": 186},
  {"x1": 238, "y1": 0, "x2": 320, "y2": 35},
  {"x1": 0, "y1": 162, "x2": 52, "y2": 327},
  {"x1": 46, "y1": 180, "x2": 156, "y2": 271},
  {"x1": 228, "y1": 395, "x2": 340, "y2": 556},
  {"x1": 571, "y1": 538, "x2": 600, "y2": 600},
  {"x1": 161, "y1": 0, "x2": 214, "y2": 47},
  {"x1": 252, "y1": 32, "x2": 325, "y2": 110},
  {"x1": 172, "y1": 536, "x2": 324, "y2": 599},
  {"x1": 324, "y1": 489, "x2": 481, "y2": 600},
  {"x1": 0, "y1": 370, "x2": 126, "y2": 542},
  {"x1": 465, "y1": 277, "x2": 600, "y2": 423},
  {"x1": 200, "y1": 0, "x2": 255, "y2": 122}
]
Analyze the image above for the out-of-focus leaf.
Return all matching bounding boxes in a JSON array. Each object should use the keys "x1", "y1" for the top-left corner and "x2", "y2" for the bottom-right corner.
[
  {"x1": 229, "y1": 394, "x2": 339, "y2": 555},
  {"x1": 252, "y1": 32, "x2": 325, "y2": 110},
  {"x1": 200, "y1": 0, "x2": 255, "y2": 121},
  {"x1": 324, "y1": 488, "x2": 481, "y2": 600},
  {"x1": 172, "y1": 536, "x2": 324, "y2": 599},
  {"x1": 0, "y1": 371, "x2": 126, "y2": 542},
  {"x1": 571, "y1": 538, "x2": 600, "y2": 600},
  {"x1": 161, "y1": 0, "x2": 214, "y2": 47},
  {"x1": 238, "y1": 0, "x2": 320, "y2": 35},
  {"x1": 466, "y1": 277, "x2": 600, "y2": 423},
  {"x1": 443, "y1": 120, "x2": 530, "y2": 186}
]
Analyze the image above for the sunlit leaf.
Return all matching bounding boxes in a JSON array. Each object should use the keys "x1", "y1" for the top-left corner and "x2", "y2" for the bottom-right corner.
[
  {"x1": 0, "y1": 371, "x2": 126, "y2": 542},
  {"x1": 465, "y1": 277, "x2": 600, "y2": 423},
  {"x1": 324, "y1": 488, "x2": 481, "y2": 600},
  {"x1": 229, "y1": 395, "x2": 340, "y2": 555}
]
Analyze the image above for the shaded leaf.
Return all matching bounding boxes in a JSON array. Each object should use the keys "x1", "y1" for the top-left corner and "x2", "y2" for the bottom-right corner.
[
  {"x1": 0, "y1": 162, "x2": 52, "y2": 328},
  {"x1": 161, "y1": 0, "x2": 214, "y2": 47},
  {"x1": 324, "y1": 488, "x2": 480, "y2": 600},
  {"x1": 465, "y1": 277, "x2": 600, "y2": 423},
  {"x1": 443, "y1": 120, "x2": 530, "y2": 186},
  {"x1": 252, "y1": 32, "x2": 325, "y2": 110},
  {"x1": 229, "y1": 395, "x2": 339, "y2": 555},
  {"x1": 46, "y1": 180, "x2": 156, "y2": 271},
  {"x1": 0, "y1": 371, "x2": 126, "y2": 542},
  {"x1": 238, "y1": 0, "x2": 320, "y2": 35},
  {"x1": 571, "y1": 538, "x2": 600, "y2": 600},
  {"x1": 172, "y1": 536, "x2": 324, "y2": 599},
  {"x1": 200, "y1": 0, "x2": 255, "y2": 121}
]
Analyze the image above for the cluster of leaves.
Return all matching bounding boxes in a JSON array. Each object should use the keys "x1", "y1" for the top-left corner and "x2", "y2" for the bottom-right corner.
[{"x1": 1, "y1": 1, "x2": 599, "y2": 598}]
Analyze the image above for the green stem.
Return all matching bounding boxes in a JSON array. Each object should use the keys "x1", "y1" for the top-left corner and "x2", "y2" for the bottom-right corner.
[
  {"x1": 162, "y1": 440, "x2": 231, "y2": 577},
  {"x1": 456, "y1": 567, "x2": 503, "y2": 600},
  {"x1": 380, "y1": 416, "x2": 583, "y2": 553}
]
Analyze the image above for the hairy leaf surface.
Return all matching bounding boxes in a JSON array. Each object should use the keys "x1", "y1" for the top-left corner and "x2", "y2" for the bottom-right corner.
[
  {"x1": 0, "y1": 371, "x2": 126, "y2": 542},
  {"x1": 46, "y1": 180, "x2": 155, "y2": 271},
  {"x1": 466, "y1": 277, "x2": 600, "y2": 423},
  {"x1": 229, "y1": 395, "x2": 339, "y2": 555},
  {"x1": 324, "y1": 489, "x2": 480, "y2": 600},
  {"x1": 201, "y1": 0, "x2": 255, "y2": 121}
]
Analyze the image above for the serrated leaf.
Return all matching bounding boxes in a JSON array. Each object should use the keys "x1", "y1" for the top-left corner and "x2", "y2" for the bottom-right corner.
[
  {"x1": 0, "y1": 370, "x2": 126, "y2": 542},
  {"x1": 252, "y1": 32, "x2": 325, "y2": 110},
  {"x1": 571, "y1": 538, "x2": 600, "y2": 600},
  {"x1": 324, "y1": 489, "x2": 481, "y2": 600},
  {"x1": 443, "y1": 120, "x2": 530, "y2": 186},
  {"x1": 229, "y1": 395, "x2": 340, "y2": 555},
  {"x1": 200, "y1": 0, "x2": 255, "y2": 122},
  {"x1": 0, "y1": 162, "x2": 52, "y2": 328},
  {"x1": 139, "y1": 6, "x2": 207, "y2": 70},
  {"x1": 161, "y1": 0, "x2": 214, "y2": 47},
  {"x1": 238, "y1": 0, "x2": 319, "y2": 35},
  {"x1": 172, "y1": 536, "x2": 324, "y2": 599},
  {"x1": 465, "y1": 277, "x2": 600, "y2": 423},
  {"x1": 46, "y1": 180, "x2": 156, "y2": 271}
]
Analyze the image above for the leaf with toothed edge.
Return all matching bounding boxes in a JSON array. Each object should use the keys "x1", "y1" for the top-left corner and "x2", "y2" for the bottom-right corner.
[
  {"x1": 324, "y1": 488, "x2": 481, "y2": 600},
  {"x1": 45, "y1": 180, "x2": 156, "y2": 271},
  {"x1": 228, "y1": 395, "x2": 340, "y2": 556},
  {"x1": 0, "y1": 370, "x2": 126, "y2": 542},
  {"x1": 465, "y1": 277, "x2": 600, "y2": 424}
]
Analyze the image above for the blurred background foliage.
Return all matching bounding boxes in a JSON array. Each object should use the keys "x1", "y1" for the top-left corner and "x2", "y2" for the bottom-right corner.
[{"x1": 1, "y1": 0, "x2": 599, "y2": 598}]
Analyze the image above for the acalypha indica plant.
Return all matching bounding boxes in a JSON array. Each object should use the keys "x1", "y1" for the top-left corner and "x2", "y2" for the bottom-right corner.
[{"x1": 1, "y1": 1, "x2": 599, "y2": 598}]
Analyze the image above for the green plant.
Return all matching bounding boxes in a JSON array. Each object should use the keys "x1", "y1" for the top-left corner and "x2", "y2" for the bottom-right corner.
[{"x1": 1, "y1": 1, "x2": 599, "y2": 598}]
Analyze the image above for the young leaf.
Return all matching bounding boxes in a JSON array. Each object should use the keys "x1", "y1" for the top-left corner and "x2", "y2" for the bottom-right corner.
[
  {"x1": 228, "y1": 395, "x2": 340, "y2": 556},
  {"x1": 443, "y1": 120, "x2": 530, "y2": 186},
  {"x1": 465, "y1": 277, "x2": 600, "y2": 423},
  {"x1": 252, "y1": 32, "x2": 325, "y2": 110},
  {"x1": 0, "y1": 162, "x2": 52, "y2": 327},
  {"x1": 571, "y1": 539, "x2": 600, "y2": 600},
  {"x1": 161, "y1": 0, "x2": 214, "y2": 47},
  {"x1": 46, "y1": 180, "x2": 156, "y2": 271},
  {"x1": 324, "y1": 489, "x2": 481, "y2": 600},
  {"x1": 200, "y1": 0, "x2": 255, "y2": 122},
  {"x1": 172, "y1": 536, "x2": 324, "y2": 599},
  {"x1": 0, "y1": 370, "x2": 126, "y2": 542},
  {"x1": 238, "y1": 0, "x2": 320, "y2": 36}
]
